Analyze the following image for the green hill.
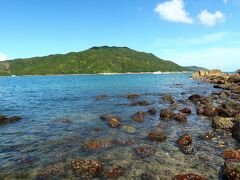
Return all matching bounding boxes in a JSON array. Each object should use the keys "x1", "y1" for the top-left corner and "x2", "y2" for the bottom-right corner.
[
  {"x1": 0, "y1": 46, "x2": 186, "y2": 76},
  {"x1": 184, "y1": 66, "x2": 209, "y2": 72}
]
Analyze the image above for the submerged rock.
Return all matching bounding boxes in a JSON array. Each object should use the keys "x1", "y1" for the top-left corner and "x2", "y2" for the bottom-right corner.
[
  {"x1": 0, "y1": 115, "x2": 22, "y2": 125},
  {"x1": 223, "y1": 160, "x2": 240, "y2": 180},
  {"x1": 174, "y1": 113, "x2": 187, "y2": 123},
  {"x1": 96, "y1": 95, "x2": 108, "y2": 100},
  {"x1": 160, "y1": 109, "x2": 175, "y2": 120},
  {"x1": 82, "y1": 140, "x2": 112, "y2": 150},
  {"x1": 179, "y1": 108, "x2": 192, "y2": 115},
  {"x1": 173, "y1": 173, "x2": 206, "y2": 180},
  {"x1": 134, "y1": 146, "x2": 156, "y2": 158},
  {"x1": 141, "y1": 172, "x2": 156, "y2": 180},
  {"x1": 132, "y1": 111, "x2": 145, "y2": 122},
  {"x1": 180, "y1": 145, "x2": 194, "y2": 155},
  {"x1": 199, "y1": 131, "x2": 215, "y2": 140},
  {"x1": 177, "y1": 133, "x2": 192, "y2": 146},
  {"x1": 121, "y1": 125, "x2": 136, "y2": 133},
  {"x1": 212, "y1": 116, "x2": 234, "y2": 131},
  {"x1": 127, "y1": 93, "x2": 140, "y2": 99},
  {"x1": 162, "y1": 94, "x2": 174, "y2": 103},
  {"x1": 100, "y1": 113, "x2": 121, "y2": 128},
  {"x1": 148, "y1": 107, "x2": 157, "y2": 115},
  {"x1": 131, "y1": 100, "x2": 150, "y2": 106},
  {"x1": 103, "y1": 166, "x2": 124, "y2": 178},
  {"x1": 148, "y1": 130, "x2": 167, "y2": 142},
  {"x1": 38, "y1": 163, "x2": 65, "y2": 179},
  {"x1": 71, "y1": 160, "x2": 102, "y2": 178}
]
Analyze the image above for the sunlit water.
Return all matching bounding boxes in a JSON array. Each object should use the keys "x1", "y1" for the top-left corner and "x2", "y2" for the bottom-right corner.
[{"x1": 0, "y1": 74, "x2": 238, "y2": 179}]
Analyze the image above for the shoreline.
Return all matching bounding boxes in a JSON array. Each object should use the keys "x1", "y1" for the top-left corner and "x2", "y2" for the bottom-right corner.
[{"x1": 0, "y1": 71, "x2": 191, "y2": 77}]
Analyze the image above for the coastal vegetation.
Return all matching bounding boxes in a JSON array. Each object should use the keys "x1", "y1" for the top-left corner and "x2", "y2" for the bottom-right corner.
[{"x1": 0, "y1": 46, "x2": 187, "y2": 76}]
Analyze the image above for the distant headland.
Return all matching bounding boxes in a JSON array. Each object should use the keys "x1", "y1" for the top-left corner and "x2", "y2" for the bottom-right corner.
[{"x1": 0, "y1": 46, "x2": 206, "y2": 76}]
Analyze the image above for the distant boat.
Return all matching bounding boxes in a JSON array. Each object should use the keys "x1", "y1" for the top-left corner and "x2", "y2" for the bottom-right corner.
[{"x1": 11, "y1": 75, "x2": 17, "y2": 77}]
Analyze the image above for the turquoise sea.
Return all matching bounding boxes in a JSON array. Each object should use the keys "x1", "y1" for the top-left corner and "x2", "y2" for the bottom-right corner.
[{"x1": 0, "y1": 74, "x2": 238, "y2": 179}]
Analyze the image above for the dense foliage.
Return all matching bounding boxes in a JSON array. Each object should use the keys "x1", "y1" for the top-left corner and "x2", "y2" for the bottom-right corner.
[
  {"x1": 184, "y1": 66, "x2": 209, "y2": 72},
  {"x1": 0, "y1": 46, "x2": 186, "y2": 76}
]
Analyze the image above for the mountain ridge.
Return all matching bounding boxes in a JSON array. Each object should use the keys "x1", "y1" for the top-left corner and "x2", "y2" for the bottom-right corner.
[{"x1": 0, "y1": 46, "x2": 187, "y2": 76}]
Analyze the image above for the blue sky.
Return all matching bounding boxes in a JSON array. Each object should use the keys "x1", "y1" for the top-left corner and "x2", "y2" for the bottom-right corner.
[{"x1": 0, "y1": 0, "x2": 239, "y2": 71}]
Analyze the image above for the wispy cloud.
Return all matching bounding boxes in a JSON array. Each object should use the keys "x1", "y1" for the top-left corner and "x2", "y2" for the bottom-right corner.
[
  {"x1": 198, "y1": 10, "x2": 225, "y2": 26},
  {"x1": 154, "y1": 0, "x2": 193, "y2": 24},
  {"x1": 152, "y1": 32, "x2": 237, "y2": 47},
  {"x1": 0, "y1": 52, "x2": 8, "y2": 61}
]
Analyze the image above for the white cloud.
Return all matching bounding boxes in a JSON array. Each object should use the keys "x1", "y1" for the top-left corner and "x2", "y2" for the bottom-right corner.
[
  {"x1": 0, "y1": 52, "x2": 8, "y2": 61},
  {"x1": 198, "y1": 10, "x2": 225, "y2": 26},
  {"x1": 154, "y1": 0, "x2": 193, "y2": 24}
]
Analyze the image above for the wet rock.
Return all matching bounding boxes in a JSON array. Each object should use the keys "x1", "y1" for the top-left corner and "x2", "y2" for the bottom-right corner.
[
  {"x1": 173, "y1": 174, "x2": 206, "y2": 180},
  {"x1": 96, "y1": 95, "x2": 107, "y2": 100},
  {"x1": 131, "y1": 100, "x2": 150, "y2": 106},
  {"x1": 217, "y1": 105, "x2": 238, "y2": 118},
  {"x1": 199, "y1": 131, "x2": 215, "y2": 140},
  {"x1": 232, "y1": 122, "x2": 240, "y2": 141},
  {"x1": 174, "y1": 113, "x2": 187, "y2": 123},
  {"x1": 197, "y1": 105, "x2": 217, "y2": 117},
  {"x1": 148, "y1": 130, "x2": 167, "y2": 142},
  {"x1": 121, "y1": 125, "x2": 136, "y2": 133},
  {"x1": 223, "y1": 160, "x2": 240, "y2": 180},
  {"x1": 93, "y1": 127, "x2": 102, "y2": 132},
  {"x1": 219, "y1": 91, "x2": 230, "y2": 99},
  {"x1": 162, "y1": 94, "x2": 174, "y2": 103},
  {"x1": 177, "y1": 133, "x2": 192, "y2": 146},
  {"x1": 180, "y1": 145, "x2": 194, "y2": 155},
  {"x1": 71, "y1": 160, "x2": 102, "y2": 178},
  {"x1": 83, "y1": 140, "x2": 112, "y2": 150},
  {"x1": 212, "y1": 116, "x2": 234, "y2": 131},
  {"x1": 103, "y1": 166, "x2": 124, "y2": 178},
  {"x1": 0, "y1": 115, "x2": 22, "y2": 125},
  {"x1": 188, "y1": 94, "x2": 201, "y2": 103},
  {"x1": 127, "y1": 93, "x2": 140, "y2": 99},
  {"x1": 223, "y1": 149, "x2": 240, "y2": 160},
  {"x1": 148, "y1": 107, "x2": 157, "y2": 115},
  {"x1": 100, "y1": 114, "x2": 121, "y2": 128},
  {"x1": 160, "y1": 109, "x2": 175, "y2": 120},
  {"x1": 38, "y1": 163, "x2": 65, "y2": 179},
  {"x1": 179, "y1": 108, "x2": 192, "y2": 115},
  {"x1": 132, "y1": 111, "x2": 145, "y2": 122},
  {"x1": 134, "y1": 146, "x2": 156, "y2": 158},
  {"x1": 227, "y1": 74, "x2": 240, "y2": 84}
]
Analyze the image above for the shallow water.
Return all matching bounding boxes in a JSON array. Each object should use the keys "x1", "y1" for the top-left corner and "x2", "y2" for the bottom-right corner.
[{"x1": 0, "y1": 74, "x2": 238, "y2": 179}]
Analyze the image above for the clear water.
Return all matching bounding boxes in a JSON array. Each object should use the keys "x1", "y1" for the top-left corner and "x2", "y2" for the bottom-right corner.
[{"x1": 0, "y1": 74, "x2": 238, "y2": 179}]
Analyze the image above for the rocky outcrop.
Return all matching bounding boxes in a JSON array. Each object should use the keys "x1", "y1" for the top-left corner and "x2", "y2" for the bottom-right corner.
[
  {"x1": 160, "y1": 109, "x2": 175, "y2": 120},
  {"x1": 132, "y1": 111, "x2": 145, "y2": 122},
  {"x1": 100, "y1": 113, "x2": 121, "y2": 128},
  {"x1": 148, "y1": 130, "x2": 167, "y2": 142},
  {"x1": 212, "y1": 116, "x2": 234, "y2": 131}
]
